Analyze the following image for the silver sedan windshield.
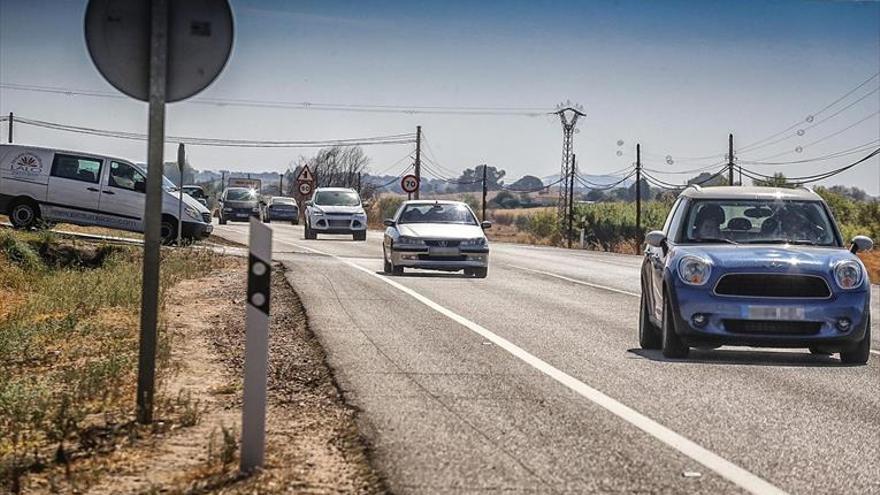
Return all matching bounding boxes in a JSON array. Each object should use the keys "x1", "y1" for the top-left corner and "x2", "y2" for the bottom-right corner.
[{"x1": 398, "y1": 204, "x2": 477, "y2": 225}]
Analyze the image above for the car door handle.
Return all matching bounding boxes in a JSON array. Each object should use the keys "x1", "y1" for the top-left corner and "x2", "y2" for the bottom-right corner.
[
  {"x1": 103, "y1": 190, "x2": 115, "y2": 195},
  {"x1": 87, "y1": 187, "x2": 100, "y2": 192}
]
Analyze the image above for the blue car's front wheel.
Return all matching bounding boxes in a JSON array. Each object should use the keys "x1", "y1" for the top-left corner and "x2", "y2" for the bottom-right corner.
[
  {"x1": 662, "y1": 292, "x2": 689, "y2": 359},
  {"x1": 840, "y1": 312, "x2": 871, "y2": 365}
]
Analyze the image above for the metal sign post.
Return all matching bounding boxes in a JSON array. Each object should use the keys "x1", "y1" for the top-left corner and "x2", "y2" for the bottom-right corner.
[
  {"x1": 136, "y1": 0, "x2": 169, "y2": 425},
  {"x1": 177, "y1": 142, "x2": 185, "y2": 246},
  {"x1": 85, "y1": 0, "x2": 233, "y2": 425},
  {"x1": 241, "y1": 217, "x2": 272, "y2": 473}
]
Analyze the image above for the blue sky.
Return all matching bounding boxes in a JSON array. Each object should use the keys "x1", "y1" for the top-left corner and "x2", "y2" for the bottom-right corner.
[{"x1": 1, "y1": 0, "x2": 878, "y2": 193}]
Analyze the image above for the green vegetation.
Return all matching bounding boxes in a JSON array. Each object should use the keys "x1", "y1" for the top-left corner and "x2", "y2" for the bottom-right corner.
[{"x1": 0, "y1": 230, "x2": 224, "y2": 492}]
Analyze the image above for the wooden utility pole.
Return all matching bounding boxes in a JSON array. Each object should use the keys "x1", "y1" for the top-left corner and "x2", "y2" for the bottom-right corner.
[
  {"x1": 481, "y1": 164, "x2": 488, "y2": 222},
  {"x1": 636, "y1": 144, "x2": 641, "y2": 239},
  {"x1": 728, "y1": 133, "x2": 734, "y2": 186},
  {"x1": 414, "y1": 126, "x2": 422, "y2": 199},
  {"x1": 6, "y1": 112, "x2": 12, "y2": 143},
  {"x1": 279, "y1": 173, "x2": 283, "y2": 195}
]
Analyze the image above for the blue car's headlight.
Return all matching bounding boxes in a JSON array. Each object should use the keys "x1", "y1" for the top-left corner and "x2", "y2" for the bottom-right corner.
[
  {"x1": 678, "y1": 256, "x2": 712, "y2": 286},
  {"x1": 833, "y1": 260, "x2": 863, "y2": 289}
]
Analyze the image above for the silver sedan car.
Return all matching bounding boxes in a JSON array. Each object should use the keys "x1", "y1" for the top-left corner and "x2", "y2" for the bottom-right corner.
[{"x1": 383, "y1": 200, "x2": 491, "y2": 277}]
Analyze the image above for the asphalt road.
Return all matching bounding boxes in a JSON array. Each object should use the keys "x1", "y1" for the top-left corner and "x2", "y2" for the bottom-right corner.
[{"x1": 212, "y1": 222, "x2": 879, "y2": 495}]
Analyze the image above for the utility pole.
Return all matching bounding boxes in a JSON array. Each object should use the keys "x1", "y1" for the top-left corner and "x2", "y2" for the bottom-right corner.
[
  {"x1": 279, "y1": 173, "x2": 283, "y2": 195},
  {"x1": 481, "y1": 164, "x2": 488, "y2": 222},
  {"x1": 414, "y1": 125, "x2": 422, "y2": 199},
  {"x1": 6, "y1": 112, "x2": 12, "y2": 143},
  {"x1": 221, "y1": 171, "x2": 226, "y2": 189},
  {"x1": 636, "y1": 144, "x2": 641, "y2": 239},
  {"x1": 567, "y1": 154, "x2": 575, "y2": 249},
  {"x1": 728, "y1": 133, "x2": 734, "y2": 186}
]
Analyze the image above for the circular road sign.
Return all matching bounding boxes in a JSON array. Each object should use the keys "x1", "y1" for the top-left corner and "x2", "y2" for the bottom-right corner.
[
  {"x1": 85, "y1": 0, "x2": 234, "y2": 102},
  {"x1": 298, "y1": 182, "x2": 313, "y2": 196},
  {"x1": 401, "y1": 174, "x2": 420, "y2": 194}
]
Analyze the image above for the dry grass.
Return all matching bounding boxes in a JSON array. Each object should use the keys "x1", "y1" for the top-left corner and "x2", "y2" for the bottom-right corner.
[
  {"x1": 0, "y1": 230, "x2": 231, "y2": 493},
  {"x1": 858, "y1": 250, "x2": 880, "y2": 284}
]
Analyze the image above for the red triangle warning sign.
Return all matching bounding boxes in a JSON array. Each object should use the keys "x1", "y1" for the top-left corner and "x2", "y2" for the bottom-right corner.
[{"x1": 296, "y1": 165, "x2": 314, "y2": 182}]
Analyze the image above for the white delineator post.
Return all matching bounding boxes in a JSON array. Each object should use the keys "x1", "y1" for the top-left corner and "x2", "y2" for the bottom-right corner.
[{"x1": 240, "y1": 217, "x2": 272, "y2": 473}]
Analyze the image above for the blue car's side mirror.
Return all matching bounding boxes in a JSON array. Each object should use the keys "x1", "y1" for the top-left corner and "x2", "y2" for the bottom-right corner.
[
  {"x1": 645, "y1": 230, "x2": 666, "y2": 248},
  {"x1": 850, "y1": 236, "x2": 873, "y2": 254}
]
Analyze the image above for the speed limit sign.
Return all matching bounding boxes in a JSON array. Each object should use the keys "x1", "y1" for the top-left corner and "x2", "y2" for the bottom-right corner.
[
  {"x1": 401, "y1": 174, "x2": 419, "y2": 194},
  {"x1": 298, "y1": 182, "x2": 312, "y2": 196}
]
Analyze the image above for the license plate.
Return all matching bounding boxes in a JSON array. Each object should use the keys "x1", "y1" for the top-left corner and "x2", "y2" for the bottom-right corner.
[
  {"x1": 429, "y1": 247, "x2": 459, "y2": 256},
  {"x1": 747, "y1": 306, "x2": 805, "y2": 320}
]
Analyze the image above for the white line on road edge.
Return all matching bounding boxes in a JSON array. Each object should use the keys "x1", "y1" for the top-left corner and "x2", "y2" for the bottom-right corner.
[
  {"x1": 509, "y1": 265, "x2": 640, "y2": 297},
  {"x1": 871, "y1": 350, "x2": 880, "y2": 356},
  {"x1": 290, "y1": 242, "x2": 788, "y2": 495}
]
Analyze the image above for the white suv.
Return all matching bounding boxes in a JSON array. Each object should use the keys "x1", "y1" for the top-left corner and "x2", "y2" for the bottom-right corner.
[{"x1": 304, "y1": 187, "x2": 368, "y2": 241}]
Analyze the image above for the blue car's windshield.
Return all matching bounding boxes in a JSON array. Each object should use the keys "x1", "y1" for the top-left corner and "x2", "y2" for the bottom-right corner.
[{"x1": 679, "y1": 199, "x2": 839, "y2": 247}]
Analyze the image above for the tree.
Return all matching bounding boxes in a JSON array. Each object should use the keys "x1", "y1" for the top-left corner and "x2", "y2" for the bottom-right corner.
[
  {"x1": 585, "y1": 189, "x2": 607, "y2": 202},
  {"x1": 288, "y1": 145, "x2": 371, "y2": 191},
  {"x1": 455, "y1": 165, "x2": 506, "y2": 193},
  {"x1": 687, "y1": 172, "x2": 728, "y2": 187},
  {"x1": 752, "y1": 172, "x2": 793, "y2": 188},
  {"x1": 163, "y1": 161, "x2": 196, "y2": 186},
  {"x1": 625, "y1": 179, "x2": 652, "y2": 201},
  {"x1": 508, "y1": 175, "x2": 543, "y2": 191}
]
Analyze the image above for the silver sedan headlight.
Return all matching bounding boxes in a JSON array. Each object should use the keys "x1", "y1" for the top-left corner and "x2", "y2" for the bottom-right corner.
[
  {"x1": 184, "y1": 206, "x2": 201, "y2": 220},
  {"x1": 461, "y1": 237, "x2": 486, "y2": 247},
  {"x1": 833, "y1": 260, "x2": 863, "y2": 289},
  {"x1": 396, "y1": 236, "x2": 424, "y2": 246},
  {"x1": 678, "y1": 256, "x2": 712, "y2": 286}
]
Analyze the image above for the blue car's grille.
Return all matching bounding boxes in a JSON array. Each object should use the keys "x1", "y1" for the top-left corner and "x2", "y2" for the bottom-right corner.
[
  {"x1": 723, "y1": 320, "x2": 822, "y2": 335},
  {"x1": 714, "y1": 274, "x2": 830, "y2": 299}
]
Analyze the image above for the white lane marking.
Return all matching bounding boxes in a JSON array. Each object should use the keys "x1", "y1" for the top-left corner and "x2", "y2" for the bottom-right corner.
[
  {"x1": 871, "y1": 350, "x2": 880, "y2": 356},
  {"x1": 289, "y1": 241, "x2": 788, "y2": 495},
  {"x1": 509, "y1": 265, "x2": 640, "y2": 298}
]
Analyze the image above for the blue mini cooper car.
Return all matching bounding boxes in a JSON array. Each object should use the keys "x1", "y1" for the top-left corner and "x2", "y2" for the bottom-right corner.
[{"x1": 639, "y1": 186, "x2": 873, "y2": 364}]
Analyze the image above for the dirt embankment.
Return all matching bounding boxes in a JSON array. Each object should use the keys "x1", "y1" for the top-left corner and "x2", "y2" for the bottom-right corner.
[{"x1": 18, "y1": 258, "x2": 385, "y2": 494}]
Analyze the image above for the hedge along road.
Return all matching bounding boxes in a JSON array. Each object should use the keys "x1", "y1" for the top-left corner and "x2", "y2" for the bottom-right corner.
[{"x1": 213, "y1": 221, "x2": 880, "y2": 495}]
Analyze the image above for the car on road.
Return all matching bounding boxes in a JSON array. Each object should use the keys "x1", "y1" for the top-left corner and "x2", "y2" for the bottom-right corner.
[
  {"x1": 304, "y1": 187, "x2": 367, "y2": 240},
  {"x1": 639, "y1": 185, "x2": 873, "y2": 363},
  {"x1": 181, "y1": 185, "x2": 208, "y2": 207},
  {"x1": 262, "y1": 196, "x2": 299, "y2": 224},
  {"x1": 383, "y1": 200, "x2": 491, "y2": 277},
  {"x1": 0, "y1": 144, "x2": 213, "y2": 243},
  {"x1": 217, "y1": 186, "x2": 261, "y2": 224}
]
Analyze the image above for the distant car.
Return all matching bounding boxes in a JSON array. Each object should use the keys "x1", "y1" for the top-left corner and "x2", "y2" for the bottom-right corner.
[
  {"x1": 382, "y1": 200, "x2": 491, "y2": 277},
  {"x1": 304, "y1": 187, "x2": 367, "y2": 240},
  {"x1": 262, "y1": 196, "x2": 299, "y2": 224},
  {"x1": 181, "y1": 185, "x2": 208, "y2": 207},
  {"x1": 217, "y1": 187, "x2": 261, "y2": 224},
  {"x1": 640, "y1": 185, "x2": 873, "y2": 364}
]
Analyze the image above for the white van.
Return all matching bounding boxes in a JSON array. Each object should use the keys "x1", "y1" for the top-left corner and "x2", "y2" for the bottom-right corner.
[{"x1": 0, "y1": 145, "x2": 213, "y2": 243}]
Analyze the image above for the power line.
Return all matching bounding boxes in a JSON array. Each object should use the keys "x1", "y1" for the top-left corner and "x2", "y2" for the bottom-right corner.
[
  {"x1": 11, "y1": 116, "x2": 416, "y2": 148},
  {"x1": 504, "y1": 176, "x2": 565, "y2": 193},
  {"x1": 739, "y1": 140, "x2": 880, "y2": 165},
  {"x1": 738, "y1": 86, "x2": 880, "y2": 154},
  {"x1": 739, "y1": 147, "x2": 879, "y2": 183},
  {"x1": 0, "y1": 82, "x2": 552, "y2": 116}
]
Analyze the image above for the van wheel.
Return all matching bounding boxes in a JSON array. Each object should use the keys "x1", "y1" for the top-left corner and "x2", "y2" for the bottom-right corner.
[
  {"x1": 160, "y1": 217, "x2": 177, "y2": 245},
  {"x1": 9, "y1": 200, "x2": 40, "y2": 230}
]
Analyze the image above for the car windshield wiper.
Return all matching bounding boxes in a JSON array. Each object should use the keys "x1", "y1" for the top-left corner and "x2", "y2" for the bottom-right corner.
[
  {"x1": 746, "y1": 238, "x2": 817, "y2": 246},
  {"x1": 689, "y1": 237, "x2": 738, "y2": 245}
]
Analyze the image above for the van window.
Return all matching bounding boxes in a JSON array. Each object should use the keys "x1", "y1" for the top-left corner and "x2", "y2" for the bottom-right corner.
[
  {"x1": 51, "y1": 154, "x2": 103, "y2": 184},
  {"x1": 109, "y1": 161, "x2": 146, "y2": 192}
]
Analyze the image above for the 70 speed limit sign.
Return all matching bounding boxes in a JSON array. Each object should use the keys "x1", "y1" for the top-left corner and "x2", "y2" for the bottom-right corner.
[{"x1": 401, "y1": 174, "x2": 420, "y2": 194}]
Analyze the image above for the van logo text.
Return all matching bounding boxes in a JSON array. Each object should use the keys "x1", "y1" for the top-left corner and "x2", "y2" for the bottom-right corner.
[{"x1": 10, "y1": 153, "x2": 43, "y2": 177}]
